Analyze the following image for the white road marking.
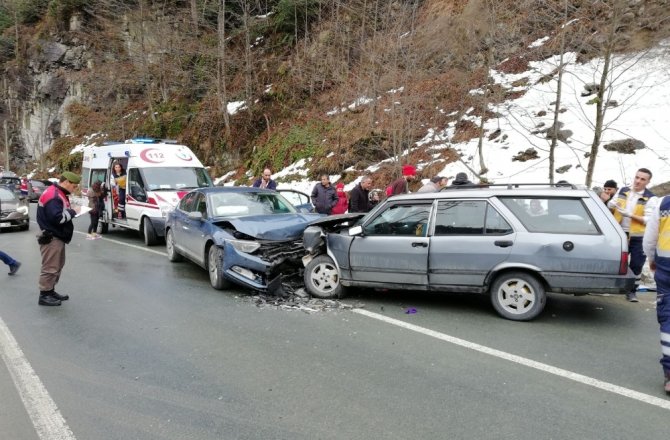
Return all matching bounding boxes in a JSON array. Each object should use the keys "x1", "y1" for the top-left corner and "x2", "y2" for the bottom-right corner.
[
  {"x1": 73, "y1": 230, "x2": 166, "y2": 256},
  {"x1": 353, "y1": 308, "x2": 670, "y2": 411},
  {"x1": 0, "y1": 317, "x2": 77, "y2": 440}
]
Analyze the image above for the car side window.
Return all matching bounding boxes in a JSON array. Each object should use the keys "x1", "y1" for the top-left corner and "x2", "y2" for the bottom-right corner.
[
  {"x1": 194, "y1": 193, "x2": 207, "y2": 217},
  {"x1": 179, "y1": 193, "x2": 197, "y2": 212},
  {"x1": 363, "y1": 203, "x2": 432, "y2": 236},
  {"x1": 485, "y1": 204, "x2": 513, "y2": 234},
  {"x1": 499, "y1": 197, "x2": 599, "y2": 234},
  {"x1": 435, "y1": 200, "x2": 489, "y2": 235}
]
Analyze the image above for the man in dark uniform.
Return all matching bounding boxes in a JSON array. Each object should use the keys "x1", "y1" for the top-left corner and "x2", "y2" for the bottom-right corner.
[{"x1": 36, "y1": 171, "x2": 81, "y2": 306}]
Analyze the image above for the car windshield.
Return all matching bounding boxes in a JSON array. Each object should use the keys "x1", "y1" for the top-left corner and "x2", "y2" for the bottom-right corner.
[
  {"x1": 142, "y1": 167, "x2": 212, "y2": 190},
  {"x1": 0, "y1": 187, "x2": 17, "y2": 202},
  {"x1": 209, "y1": 191, "x2": 297, "y2": 216}
]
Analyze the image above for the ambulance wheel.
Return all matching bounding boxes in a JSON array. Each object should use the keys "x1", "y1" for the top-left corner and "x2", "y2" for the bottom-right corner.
[
  {"x1": 143, "y1": 218, "x2": 158, "y2": 246},
  {"x1": 208, "y1": 245, "x2": 230, "y2": 290},
  {"x1": 166, "y1": 229, "x2": 183, "y2": 262}
]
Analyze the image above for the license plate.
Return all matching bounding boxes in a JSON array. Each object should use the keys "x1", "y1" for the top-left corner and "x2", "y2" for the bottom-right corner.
[{"x1": 0, "y1": 222, "x2": 10, "y2": 228}]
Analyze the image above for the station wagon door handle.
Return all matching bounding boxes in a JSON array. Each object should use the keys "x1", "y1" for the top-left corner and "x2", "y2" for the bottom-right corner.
[
  {"x1": 412, "y1": 242, "x2": 428, "y2": 248},
  {"x1": 494, "y1": 240, "x2": 514, "y2": 248}
]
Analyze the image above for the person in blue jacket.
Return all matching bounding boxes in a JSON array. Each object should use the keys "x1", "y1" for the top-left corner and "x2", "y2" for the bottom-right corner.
[{"x1": 252, "y1": 168, "x2": 277, "y2": 190}]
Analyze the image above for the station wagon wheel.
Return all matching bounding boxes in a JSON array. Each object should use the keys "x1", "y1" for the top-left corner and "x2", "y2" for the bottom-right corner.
[
  {"x1": 208, "y1": 245, "x2": 230, "y2": 290},
  {"x1": 490, "y1": 271, "x2": 546, "y2": 321},
  {"x1": 304, "y1": 255, "x2": 344, "y2": 299},
  {"x1": 165, "y1": 229, "x2": 183, "y2": 262}
]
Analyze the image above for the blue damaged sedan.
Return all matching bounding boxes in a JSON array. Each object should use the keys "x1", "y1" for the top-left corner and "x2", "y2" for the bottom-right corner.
[{"x1": 165, "y1": 187, "x2": 322, "y2": 291}]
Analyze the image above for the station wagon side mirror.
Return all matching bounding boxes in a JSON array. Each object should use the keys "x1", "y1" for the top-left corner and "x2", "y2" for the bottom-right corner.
[
  {"x1": 348, "y1": 225, "x2": 363, "y2": 236},
  {"x1": 187, "y1": 211, "x2": 203, "y2": 221}
]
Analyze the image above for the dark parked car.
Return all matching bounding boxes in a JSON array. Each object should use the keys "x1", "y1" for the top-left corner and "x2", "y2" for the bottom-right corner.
[
  {"x1": 165, "y1": 187, "x2": 322, "y2": 291},
  {"x1": 0, "y1": 176, "x2": 22, "y2": 197},
  {"x1": 28, "y1": 179, "x2": 51, "y2": 202},
  {"x1": 0, "y1": 186, "x2": 30, "y2": 231},
  {"x1": 301, "y1": 184, "x2": 635, "y2": 321}
]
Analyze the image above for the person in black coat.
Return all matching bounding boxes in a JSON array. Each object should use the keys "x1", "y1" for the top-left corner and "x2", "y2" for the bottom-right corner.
[
  {"x1": 349, "y1": 176, "x2": 377, "y2": 213},
  {"x1": 252, "y1": 168, "x2": 277, "y2": 190},
  {"x1": 311, "y1": 174, "x2": 338, "y2": 214}
]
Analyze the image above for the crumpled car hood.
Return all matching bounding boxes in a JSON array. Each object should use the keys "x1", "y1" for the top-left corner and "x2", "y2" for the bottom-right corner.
[{"x1": 221, "y1": 213, "x2": 324, "y2": 240}]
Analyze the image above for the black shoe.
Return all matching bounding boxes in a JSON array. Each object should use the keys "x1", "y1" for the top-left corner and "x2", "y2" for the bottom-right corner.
[
  {"x1": 51, "y1": 291, "x2": 69, "y2": 301},
  {"x1": 38, "y1": 295, "x2": 61, "y2": 306},
  {"x1": 8, "y1": 262, "x2": 21, "y2": 275},
  {"x1": 626, "y1": 292, "x2": 639, "y2": 302}
]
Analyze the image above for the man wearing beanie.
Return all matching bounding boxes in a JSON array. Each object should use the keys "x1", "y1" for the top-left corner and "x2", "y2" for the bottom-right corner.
[
  {"x1": 36, "y1": 171, "x2": 81, "y2": 306},
  {"x1": 389, "y1": 164, "x2": 416, "y2": 196},
  {"x1": 451, "y1": 172, "x2": 475, "y2": 187}
]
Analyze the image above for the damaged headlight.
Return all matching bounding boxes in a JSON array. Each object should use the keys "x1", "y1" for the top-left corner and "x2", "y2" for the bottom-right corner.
[
  {"x1": 17, "y1": 206, "x2": 29, "y2": 215},
  {"x1": 227, "y1": 239, "x2": 261, "y2": 253}
]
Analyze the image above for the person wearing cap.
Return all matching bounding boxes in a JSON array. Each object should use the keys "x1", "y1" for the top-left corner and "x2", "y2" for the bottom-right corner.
[
  {"x1": 601, "y1": 179, "x2": 618, "y2": 204},
  {"x1": 36, "y1": 171, "x2": 81, "y2": 306},
  {"x1": 331, "y1": 182, "x2": 349, "y2": 214},
  {"x1": 451, "y1": 172, "x2": 475, "y2": 187},
  {"x1": 389, "y1": 164, "x2": 417, "y2": 196},
  {"x1": 417, "y1": 176, "x2": 448, "y2": 193}
]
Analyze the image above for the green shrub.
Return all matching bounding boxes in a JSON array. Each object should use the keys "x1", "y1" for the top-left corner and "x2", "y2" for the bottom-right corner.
[
  {"x1": 251, "y1": 121, "x2": 327, "y2": 175},
  {"x1": 272, "y1": 0, "x2": 321, "y2": 44}
]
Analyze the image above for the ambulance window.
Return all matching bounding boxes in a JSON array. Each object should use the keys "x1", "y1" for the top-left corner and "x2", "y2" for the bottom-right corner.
[
  {"x1": 81, "y1": 167, "x2": 90, "y2": 189},
  {"x1": 128, "y1": 169, "x2": 147, "y2": 202},
  {"x1": 90, "y1": 169, "x2": 106, "y2": 188}
]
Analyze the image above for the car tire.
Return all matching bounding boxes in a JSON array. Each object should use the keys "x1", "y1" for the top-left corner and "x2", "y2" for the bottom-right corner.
[
  {"x1": 490, "y1": 271, "x2": 546, "y2": 321},
  {"x1": 143, "y1": 218, "x2": 158, "y2": 246},
  {"x1": 165, "y1": 229, "x2": 183, "y2": 262},
  {"x1": 304, "y1": 254, "x2": 344, "y2": 299},
  {"x1": 208, "y1": 245, "x2": 230, "y2": 290}
]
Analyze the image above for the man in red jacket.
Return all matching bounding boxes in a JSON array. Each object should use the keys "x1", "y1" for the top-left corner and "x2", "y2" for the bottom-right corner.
[{"x1": 388, "y1": 164, "x2": 416, "y2": 196}]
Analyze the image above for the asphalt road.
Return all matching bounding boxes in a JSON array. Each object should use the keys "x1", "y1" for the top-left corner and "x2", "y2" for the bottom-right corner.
[{"x1": 0, "y1": 207, "x2": 669, "y2": 439}]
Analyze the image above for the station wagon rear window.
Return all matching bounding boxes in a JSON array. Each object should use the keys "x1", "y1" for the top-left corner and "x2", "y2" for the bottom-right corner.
[{"x1": 499, "y1": 197, "x2": 599, "y2": 234}]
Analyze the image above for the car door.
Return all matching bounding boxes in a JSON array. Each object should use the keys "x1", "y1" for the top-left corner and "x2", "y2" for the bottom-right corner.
[
  {"x1": 348, "y1": 201, "x2": 433, "y2": 287},
  {"x1": 180, "y1": 192, "x2": 208, "y2": 263},
  {"x1": 429, "y1": 199, "x2": 515, "y2": 289},
  {"x1": 172, "y1": 192, "x2": 197, "y2": 259},
  {"x1": 277, "y1": 189, "x2": 313, "y2": 212}
]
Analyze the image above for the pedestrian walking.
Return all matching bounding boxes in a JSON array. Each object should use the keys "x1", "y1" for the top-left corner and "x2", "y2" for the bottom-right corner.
[
  {"x1": 388, "y1": 165, "x2": 416, "y2": 196},
  {"x1": 252, "y1": 168, "x2": 277, "y2": 190},
  {"x1": 311, "y1": 174, "x2": 338, "y2": 215},
  {"x1": 608, "y1": 168, "x2": 657, "y2": 302},
  {"x1": 417, "y1": 176, "x2": 448, "y2": 193},
  {"x1": 349, "y1": 176, "x2": 377, "y2": 213},
  {"x1": 642, "y1": 195, "x2": 670, "y2": 395},
  {"x1": 0, "y1": 251, "x2": 21, "y2": 275},
  {"x1": 36, "y1": 171, "x2": 81, "y2": 306}
]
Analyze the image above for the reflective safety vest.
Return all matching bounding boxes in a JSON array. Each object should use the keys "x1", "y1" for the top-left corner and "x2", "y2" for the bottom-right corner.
[
  {"x1": 612, "y1": 187, "x2": 654, "y2": 236},
  {"x1": 654, "y1": 197, "x2": 670, "y2": 269}
]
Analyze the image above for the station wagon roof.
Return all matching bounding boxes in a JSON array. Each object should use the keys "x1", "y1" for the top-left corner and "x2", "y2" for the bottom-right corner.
[{"x1": 389, "y1": 184, "x2": 592, "y2": 201}]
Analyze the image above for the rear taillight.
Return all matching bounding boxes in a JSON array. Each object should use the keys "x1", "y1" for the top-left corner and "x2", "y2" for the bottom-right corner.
[
  {"x1": 619, "y1": 252, "x2": 629, "y2": 274},
  {"x1": 147, "y1": 197, "x2": 158, "y2": 205}
]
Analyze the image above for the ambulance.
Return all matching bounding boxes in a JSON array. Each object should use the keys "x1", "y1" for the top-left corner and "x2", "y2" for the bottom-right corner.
[{"x1": 80, "y1": 138, "x2": 212, "y2": 245}]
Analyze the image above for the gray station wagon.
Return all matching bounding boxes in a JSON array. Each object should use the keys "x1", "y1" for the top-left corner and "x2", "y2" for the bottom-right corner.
[{"x1": 301, "y1": 184, "x2": 635, "y2": 321}]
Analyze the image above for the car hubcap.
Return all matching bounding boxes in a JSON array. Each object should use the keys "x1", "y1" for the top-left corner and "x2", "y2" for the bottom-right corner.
[
  {"x1": 310, "y1": 262, "x2": 338, "y2": 293},
  {"x1": 497, "y1": 278, "x2": 535, "y2": 314}
]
